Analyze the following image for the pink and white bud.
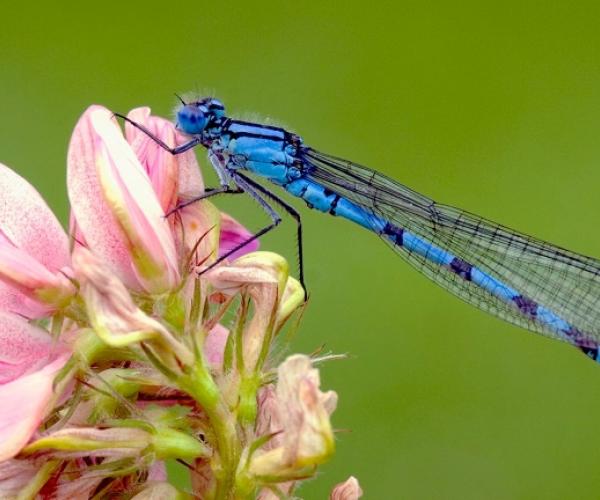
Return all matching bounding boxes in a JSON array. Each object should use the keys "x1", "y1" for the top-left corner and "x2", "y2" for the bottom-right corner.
[
  {"x1": 67, "y1": 105, "x2": 180, "y2": 294},
  {"x1": 73, "y1": 248, "x2": 166, "y2": 345},
  {"x1": 23, "y1": 426, "x2": 152, "y2": 458},
  {"x1": 72, "y1": 248, "x2": 191, "y2": 365},
  {"x1": 330, "y1": 476, "x2": 363, "y2": 500}
]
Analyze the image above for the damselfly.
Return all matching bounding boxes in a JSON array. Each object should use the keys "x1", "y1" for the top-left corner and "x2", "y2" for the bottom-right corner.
[{"x1": 117, "y1": 97, "x2": 600, "y2": 362}]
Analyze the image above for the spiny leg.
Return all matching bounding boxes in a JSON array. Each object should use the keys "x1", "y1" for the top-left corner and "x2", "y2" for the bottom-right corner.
[
  {"x1": 197, "y1": 172, "x2": 283, "y2": 277},
  {"x1": 235, "y1": 171, "x2": 307, "y2": 295},
  {"x1": 166, "y1": 186, "x2": 245, "y2": 217}
]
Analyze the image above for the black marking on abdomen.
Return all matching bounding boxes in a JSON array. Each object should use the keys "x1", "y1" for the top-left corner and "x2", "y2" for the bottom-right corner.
[
  {"x1": 298, "y1": 183, "x2": 309, "y2": 198},
  {"x1": 560, "y1": 326, "x2": 599, "y2": 360},
  {"x1": 382, "y1": 222, "x2": 404, "y2": 246},
  {"x1": 563, "y1": 325, "x2": 597, "y2": 348},
  {"x1": 579, "y1": 346, "x2": 599, "y2": 360},
  {"x1": 449, "y1": 257, "x2": 473, "y2": 281},
  {"x1": 328, "y1": 195, "x2": 341, "y2": 215},
  {"x1": 512, "y1": 295, "x2": 538, "y2": 317}
]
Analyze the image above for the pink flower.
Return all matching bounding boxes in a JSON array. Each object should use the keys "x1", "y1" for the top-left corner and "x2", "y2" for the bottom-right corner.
[
  {"x1": 204, "y1": 323, "x2": 230, "y2": 369},
  {"x1": 0, "y1": 103, "x2": 342, "y2": 498},
  {"x1": 0, "y1": 312, "x2": 70, "y2": 461},
  {"x1": 0, "y1": 104, "x2": 257, "y2": 463}
]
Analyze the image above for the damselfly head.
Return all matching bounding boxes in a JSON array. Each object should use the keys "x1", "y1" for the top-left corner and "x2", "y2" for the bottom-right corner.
[{"x1": 175, "y1": 96, "x2": 225, "y2": 136}]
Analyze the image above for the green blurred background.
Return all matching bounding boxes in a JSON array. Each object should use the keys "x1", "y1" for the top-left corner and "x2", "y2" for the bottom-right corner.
[{"x1": 3, "y1": 2, "x2": 600, "y2": 498}]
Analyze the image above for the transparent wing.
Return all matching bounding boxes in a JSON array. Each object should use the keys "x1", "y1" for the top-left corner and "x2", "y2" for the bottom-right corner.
[{"x1": 302, "y1": 147, "x2": 600, "y2": 345}]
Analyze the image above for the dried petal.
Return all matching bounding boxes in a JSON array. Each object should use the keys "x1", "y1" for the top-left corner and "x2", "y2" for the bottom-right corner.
[{"x1": 250, "y1": 355, "x2": 337, "y2": 478}]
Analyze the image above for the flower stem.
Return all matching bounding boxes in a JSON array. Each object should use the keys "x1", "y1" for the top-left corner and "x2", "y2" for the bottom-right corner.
[{"x1": 182, "y1": 357, "x2": 241, "y2": 499}]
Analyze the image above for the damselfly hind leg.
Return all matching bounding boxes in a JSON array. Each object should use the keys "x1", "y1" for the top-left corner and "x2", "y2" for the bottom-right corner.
[
  {"x1": 165, "y1": 186, "x2": 244, "y2": 217},
  {"x1": 235, "y1": 171, "x2": 307, "y2": 297}
]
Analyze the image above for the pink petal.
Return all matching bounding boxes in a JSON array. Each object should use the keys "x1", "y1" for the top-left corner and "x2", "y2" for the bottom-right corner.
[
  {"x1": 0, "y1": 352, "x2": 70, "y2": 461},
  {"x1": 204, "y1": 324, "x2": 230, "y2": 369},
  {"x1": 175, "y1": 136, "x2": 204, "y2": 195},
  {"x1": 125, "y1": 107, "x2": 205, "y2": 214},
  {"x1": 0, "y1": 164, "x2": 72, "y2": 316},
  {"x1": 175, "y1": 200, "x2": 220, "y2": 268},
  {"x1": 0, "y1": 312, "x2": 67, "y2": 384},
  {"x1": 219, "y1": 211, "x2": 259, "y2": 260},
  {"x1": 0, "y1": 235, "x2": 75, "y2": 308},
  {"x1": 67, "y1": 105, "x2": 180, "y2": 293},
  {"x1": 0, "y1": 164, "x2": 70, "y2": 273},
  {"x1": 0, "y1": 283, "x2": 50, "y2": 318},
  {"x1": 147, "y1": 461, "x2": 167, "y2": 481},
  {"x1": 126, "y1": 108, "x2": 179, "y2": 213}
]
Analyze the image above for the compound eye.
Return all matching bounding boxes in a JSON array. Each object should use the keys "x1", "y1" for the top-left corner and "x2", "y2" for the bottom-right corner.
[{"x1": 177, "y1": 106, "x2": 207, "y2": 135}]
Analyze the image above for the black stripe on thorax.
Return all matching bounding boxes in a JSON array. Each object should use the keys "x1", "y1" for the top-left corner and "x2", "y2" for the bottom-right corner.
[
  {"x1": 230, "y1": 119, "x2": 286, "y2": 132},
  {"x1": 228, "y1": 131, "x2": 286, "y2": 141}
]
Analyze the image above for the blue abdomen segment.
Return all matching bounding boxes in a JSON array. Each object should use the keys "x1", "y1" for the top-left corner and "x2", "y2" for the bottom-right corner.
[
  {"x1": 284, "y1": 178, "x2": 381, "y2": 230},
  {"x1": 284, "y1": 177, "x2": 599, "y2": 361}
]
